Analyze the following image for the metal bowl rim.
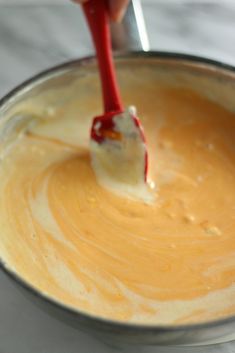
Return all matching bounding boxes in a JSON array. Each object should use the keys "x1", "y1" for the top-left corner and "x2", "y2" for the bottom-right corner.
[{"x1": 1, "y1": 50, "x2": 235, "y2": 334}]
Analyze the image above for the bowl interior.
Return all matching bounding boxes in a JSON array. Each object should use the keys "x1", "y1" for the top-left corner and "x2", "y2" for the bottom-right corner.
[{"x1": 0, "y1": 54, "x2": 235, "y2": 333}]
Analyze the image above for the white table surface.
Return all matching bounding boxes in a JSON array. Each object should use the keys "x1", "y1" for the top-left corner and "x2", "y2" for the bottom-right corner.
[{"x1": 1, "y1": 2, "x2": 235, "y2": 352}]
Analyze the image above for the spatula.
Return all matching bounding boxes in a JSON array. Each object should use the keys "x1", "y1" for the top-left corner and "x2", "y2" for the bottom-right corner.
[{"x1": 82, "y1": 0, "x2": 148, "y2": 188}]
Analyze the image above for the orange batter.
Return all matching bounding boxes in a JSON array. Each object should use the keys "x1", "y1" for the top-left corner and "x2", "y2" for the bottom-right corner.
[{"x1": 1, "y1": 74, "x2": 235, "y2": 324}]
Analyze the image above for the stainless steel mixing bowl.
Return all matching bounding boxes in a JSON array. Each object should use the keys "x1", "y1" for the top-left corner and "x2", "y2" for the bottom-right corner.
[{"x1": 0, "y1": 52, "x2": 235, "y2": 346}]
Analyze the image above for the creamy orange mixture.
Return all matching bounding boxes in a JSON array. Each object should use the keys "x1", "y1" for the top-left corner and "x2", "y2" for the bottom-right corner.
[{"x1": 1, "y1": 77, "x2": 235, "y2": 324}]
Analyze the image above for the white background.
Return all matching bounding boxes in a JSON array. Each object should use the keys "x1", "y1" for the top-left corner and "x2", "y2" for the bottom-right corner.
[{"x1": 1, "y1": 1, "x2": 235, "y2": 352}]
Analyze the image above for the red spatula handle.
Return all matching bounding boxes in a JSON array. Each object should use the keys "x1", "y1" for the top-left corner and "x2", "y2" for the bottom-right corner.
[{"x1": 82, "y1": 0, "x2": 123, "y2": 114}]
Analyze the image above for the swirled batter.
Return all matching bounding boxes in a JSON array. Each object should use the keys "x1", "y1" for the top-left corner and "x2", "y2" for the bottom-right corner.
[{"x1": 1, "y1": 82, "x2": 235, "y2": 324}]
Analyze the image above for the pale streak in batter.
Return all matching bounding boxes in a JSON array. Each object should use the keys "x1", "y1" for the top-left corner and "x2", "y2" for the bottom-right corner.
[{"x1": 1, "y1": 82, "x2": 235, "y2": 324}]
